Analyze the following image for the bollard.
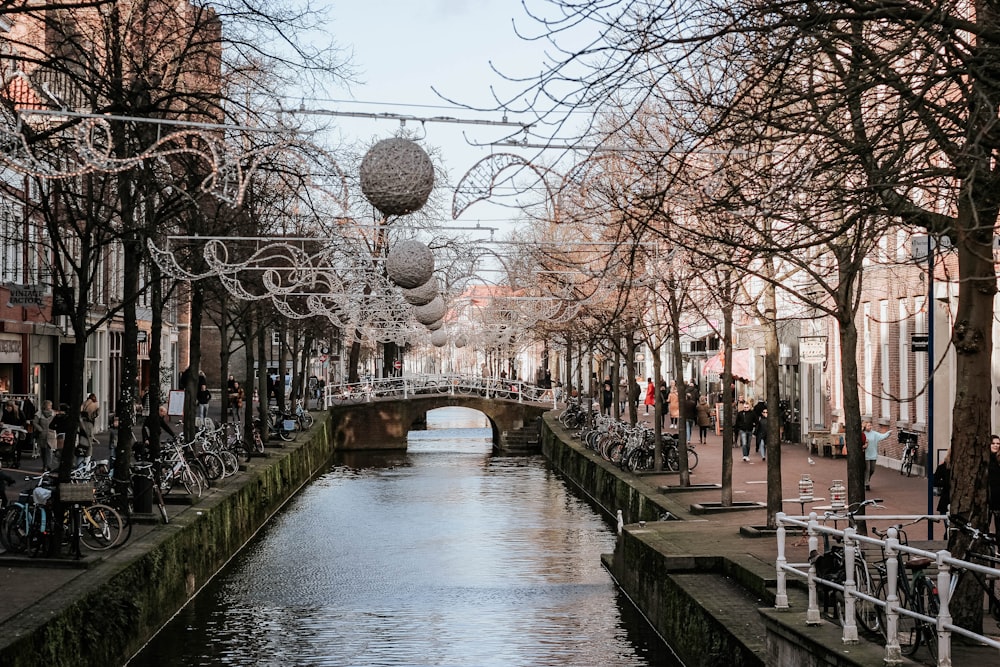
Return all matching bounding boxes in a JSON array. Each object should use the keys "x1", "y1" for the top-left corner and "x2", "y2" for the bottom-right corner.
[
  {"x1": 806, "y1": 513, "x2": 822, "y2": 625},
  {"x1": 883, "y1": 530, "x2": 903, "y2": 664},
  {"x1": 842, "y1": 527, "x2": 859, "y2": 643},
  {"x1": 775, "y1": 512, "x2": 789, "y2": 609},
  {"x1": 936, "y1": 552, "x2": 953, "y2": 667}
]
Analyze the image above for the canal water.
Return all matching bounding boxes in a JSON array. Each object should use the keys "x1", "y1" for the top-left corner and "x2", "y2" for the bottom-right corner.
[{"x1": 130, "y1": 407, "x2": 679, "y2": 666}]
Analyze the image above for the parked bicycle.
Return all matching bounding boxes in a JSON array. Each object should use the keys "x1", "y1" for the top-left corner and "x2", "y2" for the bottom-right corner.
[
  {"x1": 0, "y1": 472, "x2": 55, "y2": 557},
  {"x1": 810, "y1": 498, "x2": 882, "y2": 634},
  {"x1": 870, "y1": 516, "x2": 938, "y2": 659},
  {"x1": 900, "y1": 438, "x2": 919, "y2": 477},
  {"x1": 947, "y1": 514, "x2": 1000, "y2": 623}
]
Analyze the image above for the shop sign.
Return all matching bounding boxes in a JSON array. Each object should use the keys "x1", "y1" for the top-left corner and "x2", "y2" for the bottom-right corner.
[
  {"x1": 799, "y1": 336, "x2": 827, "y2": 363},
  {"x1": 6, "y1": 284, "x2": 44, "y2": 307},
  {"x1": 0, "y1": 334, "x2": 21, "y2": 363}
]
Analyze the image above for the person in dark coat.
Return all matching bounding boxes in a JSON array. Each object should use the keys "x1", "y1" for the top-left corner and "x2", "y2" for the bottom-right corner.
[
  {"x1": 601, "y1": 376, "x2": 614, "y2": 416},
  {"x1": 989, "y1": 436, "x2": 1000, "y2": 536},
  {"x1": 755, "y1": 407, "x2": 769, "y2": 461},
  {"x1": 934, "y1": 449, "x2": 951, "y2": 515}
]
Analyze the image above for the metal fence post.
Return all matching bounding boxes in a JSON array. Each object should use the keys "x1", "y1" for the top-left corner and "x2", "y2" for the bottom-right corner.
[
  {"x1": 936, "y1": 551, "x2": 953, "y2": 667},
  {"x1": 842, "y1": 527, "x2": 859, "y2": 643},
  {"x1": 807, "y1": 514, "x2": 822, "y2": 625},
  {"x1": 884, "y1": 530, "x2": 903, "y2": 664},
  {"x1": 775, "y1": 512, "x2": 789, "y2": 609}
]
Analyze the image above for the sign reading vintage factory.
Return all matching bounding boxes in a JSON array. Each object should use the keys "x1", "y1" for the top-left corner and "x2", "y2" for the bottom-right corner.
[{"x1": 6, "y1": 284, "x2": 44, "y2": 307}]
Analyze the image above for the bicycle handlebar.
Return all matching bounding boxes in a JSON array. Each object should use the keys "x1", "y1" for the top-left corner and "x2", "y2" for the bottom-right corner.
[{"x1": 948, "y1": 514, "x2": 998, "y2": 545}]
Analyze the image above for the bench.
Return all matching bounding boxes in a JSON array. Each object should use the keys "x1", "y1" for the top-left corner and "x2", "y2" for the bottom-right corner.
[{"x1": 808, "y1": 433, "x2": 845, "y2": 459}]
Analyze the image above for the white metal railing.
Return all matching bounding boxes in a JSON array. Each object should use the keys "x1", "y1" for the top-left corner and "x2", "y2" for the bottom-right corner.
[
  {"x1": 322, "y1": 374, "x2": 561, "y2": 409},
  {"x1": 775, "y1": 511, "x2": 1000, "y2": 666}
]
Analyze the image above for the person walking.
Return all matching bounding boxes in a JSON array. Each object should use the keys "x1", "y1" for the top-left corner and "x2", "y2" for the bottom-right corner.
[
  {"x1": 77, "y1": 393, "x2": 99, "y2": 467},
  {"x1": 755, "y1": 407, "x2": 769, "y2": 461},
  {"x1": 228, "y1": 381, "x2": 245, "y2": 421},
  {"x1": 658, "y1": 380, "x2": 669, "y2": 428},
  {"x1": 863, "y1": 421, "x2": 893, "y2": 490},
  {"x1": 934, "y1": 449, "x2": 951, "y2": 515},
  {"x1": 695, "y1": 396, "x2": 713, "y2": 445},
  {"x1": 643, "y1": 378, "x2": 655, "y2": 416},
  {"x1": 735, "y1": 400, "x2": 757, "y2": 462},
  {"x1": 683, "y1": 392, "x2": 697, "y2": 443},
  {"x1": 196, "y1": 381, "x2": 212, "y2": 421},
  {"x1": 989, "y1": 436, "x2": 1000, "y2": 537},
  {"x1": 668, "y1": 384, "x2": 680, "y2": 428},
  {"x1": 601, "y1": 376, "x2": 614, "y2": 416},
  {"x1": 32, "y1": 400, "x2": 57, "y2": 472}
]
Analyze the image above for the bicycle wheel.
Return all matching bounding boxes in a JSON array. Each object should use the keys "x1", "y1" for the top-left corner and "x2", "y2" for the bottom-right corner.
[
  {"x1": 686, "y1": 447, "x2": 699, "y2": 471},
  {"x1": 299, "y1": 413, "x2": 314, "y2": 429},
  {"x1": 664, "y1": 446, "x2": 679, "y2": 472},
  {"x1": 199, "y1": 452, "x2": 225, "y2": 481},
  {"x1": 1, "y1": 504, "x2": 28, "y2": 553},
  {"x1": 79, "y1": 504, "x2": 124, "y2": 551},
  {"x1": 901, "y1": 451, "x2": 913, "y2": 477},
  {"x1": 218, "y1": 449, "x2": 240, "y2": 477},
  {"x1": 252, "y1": 429, "x2": 265, "y2": 454},
  {"x1": 179, "y1": 468, "x2": 204, "y2": 498},
  {"x1": 853, "y1": 559, "x2": 880, "y2": 634}
]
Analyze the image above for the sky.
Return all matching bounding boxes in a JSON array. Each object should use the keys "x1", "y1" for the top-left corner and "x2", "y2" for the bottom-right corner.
[{"x1": 298, "y1": 1, "x2": 572, "y2": 235}]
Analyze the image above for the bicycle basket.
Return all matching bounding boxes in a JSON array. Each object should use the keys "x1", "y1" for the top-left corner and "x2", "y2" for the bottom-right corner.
[{"x1": 58, "y1": 484, "x2": 93, "y2": 503}]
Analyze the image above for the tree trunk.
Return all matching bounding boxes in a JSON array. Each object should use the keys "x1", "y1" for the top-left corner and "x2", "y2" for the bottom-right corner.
[
  {"x1": 720, "y1": 299, "x2": 734, "y2": 506},
  {"x1": 763, "y1": 263, "x2": 784, "y2": 529},
  {"x1": 947, "y1": 231, "x2": 996, "y2": 632}
]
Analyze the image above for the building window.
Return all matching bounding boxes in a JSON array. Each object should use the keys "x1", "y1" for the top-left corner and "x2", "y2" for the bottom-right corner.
[
  {"x1": 864, "y1": 302, "x2": 873, "y2": 415},
  {"x1": 880, "y1": 300, "x2": 890, "y2": 418},
  {"x1": 915, "y1": 296, "x2": 926, "y2": 423},
  {"x1": 0, "y1": 198, "x2": 23, "y2": 283},
  {"x1": 898, "y1": 298, "x2": 909, "y2": 422}
]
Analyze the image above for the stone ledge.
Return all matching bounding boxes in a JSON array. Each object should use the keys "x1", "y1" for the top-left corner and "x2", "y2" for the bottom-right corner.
[{"x1": 690, "y1": 501, "x2": 766, "y2": 514}]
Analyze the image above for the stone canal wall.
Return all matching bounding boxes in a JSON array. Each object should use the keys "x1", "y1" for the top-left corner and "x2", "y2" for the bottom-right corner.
[{"x1": 0, "y1": 421, "x2": 333, "y2": 667}]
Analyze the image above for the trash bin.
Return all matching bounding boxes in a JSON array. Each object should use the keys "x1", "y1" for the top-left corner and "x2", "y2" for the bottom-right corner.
[{"x1": 132, "y1": 471, "x2": 153, "y2": 514}]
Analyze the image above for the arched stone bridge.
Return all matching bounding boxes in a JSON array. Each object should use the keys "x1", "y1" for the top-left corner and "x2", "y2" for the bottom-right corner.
[{"x1": 327, "y1": 393, "x2": 553, "y2": 455}]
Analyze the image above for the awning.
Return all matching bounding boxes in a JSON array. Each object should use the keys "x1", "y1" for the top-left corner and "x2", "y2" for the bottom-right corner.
[{"x1": 702, "y1": 348, "x2": 753, "y2": 381}]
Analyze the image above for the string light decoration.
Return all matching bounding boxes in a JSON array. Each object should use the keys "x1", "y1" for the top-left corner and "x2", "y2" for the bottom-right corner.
[
  {"x1": 359, "y1": 137, "x2": 434, "y2": 216},
  {"x1": 385, "y1": 238, "x2": 435, "y2": 289},
  {"x1": 401, "y1": 276, "x2": 439, "y2": 306}
]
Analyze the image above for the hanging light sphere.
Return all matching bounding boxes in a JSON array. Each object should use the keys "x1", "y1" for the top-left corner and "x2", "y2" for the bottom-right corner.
[
  {"x1": 425, "y1": 318, "x2": 444, "y2": 331},
  {"x1": 413, "y1": 295, "x2": 446, "y2": 325},
  {"x1": 454, "y1": 334, "x2": 468, "y2": 349},
  {"x1": 430, "y1": 329, "x2": 448, "y2": 347},
  {"x1": 401, "y1": 276, "x2": 439, "y2": 306},
  {"x1": 386, "y1": 239, "x2": 434, "y2": 288},
  {"x1": 359, "y1": 137, "x2": 435, "y2": 216}
]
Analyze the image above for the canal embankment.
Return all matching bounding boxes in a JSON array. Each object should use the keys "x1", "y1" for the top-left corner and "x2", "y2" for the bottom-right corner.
[
  {"x1": 540, "y1": 412, "x2": 926, "y2": 667},
  {"x1": 0, "y1": 420, "x2": 333, "y2": 667}
]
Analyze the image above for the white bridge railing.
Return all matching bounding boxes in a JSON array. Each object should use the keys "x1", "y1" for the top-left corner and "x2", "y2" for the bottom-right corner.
[
  {"x1": 322, "y1": 374, "x2": 561, "y2": 410},
  {"x1": 775, "y1": 511, "x2": 1000, "y2": 666}
]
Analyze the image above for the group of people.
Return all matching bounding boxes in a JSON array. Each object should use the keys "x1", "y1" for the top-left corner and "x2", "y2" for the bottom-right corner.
[
  {"x1": 599, "y1": 376, "x2": 715, "y2": 444},
  {"x1": 735, "y1": 400, "x2": 770, "y2": 462}
]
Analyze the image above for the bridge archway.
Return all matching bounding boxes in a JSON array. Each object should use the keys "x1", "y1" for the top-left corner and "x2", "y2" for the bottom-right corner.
[{"x1": 327, "y1": 394, "x2": 549, "y2": 455}]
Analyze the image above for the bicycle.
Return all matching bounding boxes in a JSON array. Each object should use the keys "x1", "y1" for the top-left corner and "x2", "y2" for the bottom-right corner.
[
  {"x1": 663, "y1": 437, "x2": 699, "y2": 472},
  {"x1": 947, "y1": 514, "x2": 1000, "y2": 623},
  {"x1": 871, "y1": 518, "x2": 938, "y2": 659},
  {"x1": 294, "y1": 400, "x2": 314, "y2": 430},
  {"x1": 900, "y1": 439, "x2": 919, "y2": 477},
  {"x1": 810, "y1": 498, "x2": 883, "y2": 635},
  {"x1": 0, "y1": 472, "x2": 55, "y2": 557}
]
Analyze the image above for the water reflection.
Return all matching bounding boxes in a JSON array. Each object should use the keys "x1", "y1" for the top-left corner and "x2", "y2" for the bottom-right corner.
[{"x1": 130, "y1": 407, "x2": 678, "y2": 667}]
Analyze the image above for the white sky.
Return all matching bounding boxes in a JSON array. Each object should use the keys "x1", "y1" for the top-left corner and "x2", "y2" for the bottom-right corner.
[{"x1": 305, "y1": 2, "x2": 568, "y2": 232}]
